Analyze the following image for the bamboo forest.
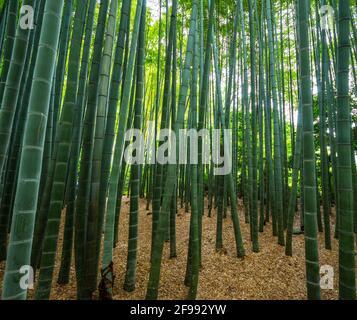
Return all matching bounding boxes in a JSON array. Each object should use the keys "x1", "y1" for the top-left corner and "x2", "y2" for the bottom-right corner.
[{"x1": 0, "y1": 0, "x2": 356, "y2": 302}]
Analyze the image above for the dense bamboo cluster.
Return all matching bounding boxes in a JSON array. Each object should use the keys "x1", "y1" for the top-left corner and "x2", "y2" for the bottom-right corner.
[{"x1": 0, "y1": 0, "x2": 356, "y2": 300}]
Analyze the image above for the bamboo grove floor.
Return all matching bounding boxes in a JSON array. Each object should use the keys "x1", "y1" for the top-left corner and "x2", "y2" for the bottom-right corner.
[{"x1": 1, "y1": 198, "x2": 355, "y2": 300}]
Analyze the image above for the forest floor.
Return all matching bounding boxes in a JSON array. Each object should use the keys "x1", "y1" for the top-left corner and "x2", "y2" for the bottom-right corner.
[{"x1": 0, "y1": 197, "x2": 353, "y2": 300}]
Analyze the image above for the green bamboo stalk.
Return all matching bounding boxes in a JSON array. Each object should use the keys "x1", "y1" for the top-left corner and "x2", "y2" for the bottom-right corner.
[
  {"x1": 320, "y1": 0, "x2": 331, "y2": 250},
  {"x1": 95, "y1": 0, "x2": 131, "y2": 270},
  {"x1": 211, "y1": 21, "x2": 245, "y2": 260},
  {"x1": 336, "y1": 0, "x2": 356, "y2": 300},
  {"x1": 57, "y1": 0, "x2": 97, "y2": 285},
  {"x1": 146, "y1": 0, "x2": 197, "y2": 299},
  {"x1": 84, "y1": 0, "x2": 118, "y2": 296},
  {"x1": 34, "y1": 0, "x2": 87, "y2": 300},
  {"x1": 74, "y1": 0, "x2": 110, "y2": 300},
  {"x1": 123, "y1": 0, "x2": 146, "y2": 292},
  {"x1": 187, "y1": 17, "x2": 199, "y2": 299},
  {"x1": 285, "y1": 96, "x2": 302, "y2": 256},
  {"x1": 101, "y1": 0, "x2": 143, "y2": 283},
  {"x1": 297, "y1": 0, "x2": 320, "y2": 300},
  {"x1": 266, "y1": 0, "x2": 284, "y2": 246},
  {"x1": 248, "y1": 0, "x2": 259, "y2": 252},
  {"x1": 0, "y1": 0, "x2": 18, "y2": 103},
  {"x1": 52, "y1": 0, "x2": 73, "y2": 147},
  {"x1": 0, "y1": 0, "x2": 34, "y2": 259},
  {"x1": 1, "y1": 0, "x2": 64, "y2": 300},
  {"x1": 197, "y1": 0, "x2": 215, "y2": 266},
  {"x1": 0, "y1": 0, "x2": 31, "y2": 187},
  {"x1": 151, "y1": 0, "x2": 177, "y2": 253}
]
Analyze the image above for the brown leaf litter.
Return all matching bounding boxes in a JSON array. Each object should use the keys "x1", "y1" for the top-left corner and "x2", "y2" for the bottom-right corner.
[{"x1": 0, "y1": 198, "x2": 355, "y2": 300}]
